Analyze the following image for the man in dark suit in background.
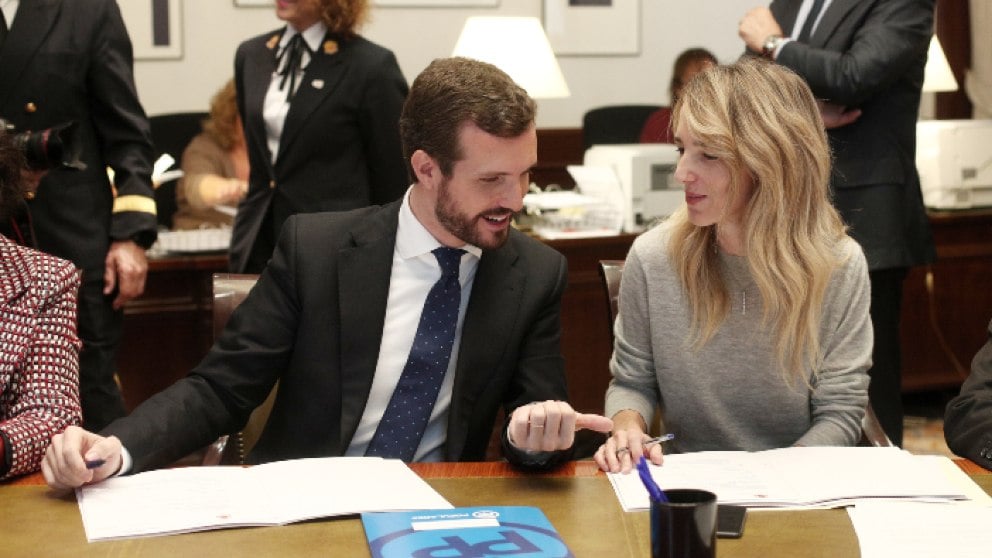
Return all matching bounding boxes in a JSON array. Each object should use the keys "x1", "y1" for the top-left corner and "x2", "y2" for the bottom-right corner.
[
  {"x1": 0, "y1": 0, "x2": 158, "y2": 431},
  {"x1": 739, "y1": 0, "x2": 937, "y2": 446},
  {"x1": 41, "y1": 57, "x2": 613, "y2": 489},
  {"x1": 944, "y1": 318, "x2": 992, "y2": 470}
]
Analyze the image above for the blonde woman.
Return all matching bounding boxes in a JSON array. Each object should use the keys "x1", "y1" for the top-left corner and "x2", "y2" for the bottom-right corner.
[
  {"x1": 174, "y1": 79, "x2": 249, "y2": 230},
  {"x1": 595, "y1": 57, "x2": 872, "y2": 473}
]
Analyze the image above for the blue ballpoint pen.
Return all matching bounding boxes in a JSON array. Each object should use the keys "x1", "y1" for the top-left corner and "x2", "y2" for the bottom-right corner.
[{"x1": 636, "y1": 456, "x2": 668, "y2": 502}]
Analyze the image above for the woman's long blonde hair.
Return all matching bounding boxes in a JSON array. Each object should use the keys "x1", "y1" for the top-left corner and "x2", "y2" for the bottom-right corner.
[{"x1": 668, "y1": 56, "x2": 848, "y2": 382}]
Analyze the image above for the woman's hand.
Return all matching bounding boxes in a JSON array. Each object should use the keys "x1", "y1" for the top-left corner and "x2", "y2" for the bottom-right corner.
[
  {"x1": 594, "y1": 410, "x2": 664, "y2": 473},
  {"x1": 213, "y1": 177, "x2": 248, "y2": 205}
]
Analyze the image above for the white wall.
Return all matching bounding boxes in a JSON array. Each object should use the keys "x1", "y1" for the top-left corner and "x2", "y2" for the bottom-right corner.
[{"x1": 132, "y1": 0, "x2": 756, "y2": 128}]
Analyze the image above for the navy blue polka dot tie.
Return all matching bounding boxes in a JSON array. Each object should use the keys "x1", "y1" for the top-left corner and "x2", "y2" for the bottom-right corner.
[{"x1": 365, "y1": 247, "x2": 465, "y2": 461}]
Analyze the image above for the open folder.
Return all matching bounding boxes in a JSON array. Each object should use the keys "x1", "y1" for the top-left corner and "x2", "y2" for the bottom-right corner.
[
  {"x1": 608, "y1": 447, "x2": 986, "y2": 511},
  {"x1": 76, "y1": 457, "x2": 452, "y2": 541}
]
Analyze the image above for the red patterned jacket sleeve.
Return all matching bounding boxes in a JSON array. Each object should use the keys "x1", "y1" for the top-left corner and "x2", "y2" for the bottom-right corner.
[{"x1": 1, "y1": 240, "x2": 83, "y2": 480}]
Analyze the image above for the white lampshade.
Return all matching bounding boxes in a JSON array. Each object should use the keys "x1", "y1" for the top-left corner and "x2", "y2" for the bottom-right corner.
[
  {"x1": 923, "y1": 35, "x2": 958, "y2": 93},
  {"x1": 452, "y1": 16, "x2": 570, "y2": 99}
]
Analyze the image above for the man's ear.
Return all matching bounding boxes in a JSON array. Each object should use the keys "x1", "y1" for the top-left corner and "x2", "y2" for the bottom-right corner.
[{"x1": 411, "y1": 150, "x2": 440, "y2": 189}]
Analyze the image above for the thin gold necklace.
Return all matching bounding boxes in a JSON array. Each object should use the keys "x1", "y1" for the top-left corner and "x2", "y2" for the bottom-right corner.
[{"x1": 722, "y1": 254, "x2": 750, "y2": 316}]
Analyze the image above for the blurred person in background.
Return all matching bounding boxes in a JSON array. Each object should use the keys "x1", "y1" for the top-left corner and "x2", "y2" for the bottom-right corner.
[
  {"x1": 640, "y1": 47, "x2": 718, "y2": 144},
  {"x1": 739, "y1": 0, "x2": 936, "y2": 447},
  {"x1": 231, "y1": 0, "x2": 408, "y2": 272},
  {"x1": 944, "y1": 318, "x2": 992, "y2": 471},
  {"x1": 173, "y1": 79, "x2": 249, "y2": 230},
  {"x1": 0, "y1": 0, "x2": 158, "y2": 431}
]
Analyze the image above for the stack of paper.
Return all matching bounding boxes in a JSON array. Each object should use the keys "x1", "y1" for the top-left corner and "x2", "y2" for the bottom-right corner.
[
  {"x1": 76, "y1": 457, "x2": 452, "y2": 541},
  {"x1": 152, "y1": 153, "x2": 183, "y2": 186},
  {"x1": 153, "y1": 228, "x2": 232, "y2": 254},
  {"x1": 848, "y1": 500, "x2": 992, "y2": 557},
  {"x1": 846, "y1": 455, "x2": 992, "y2": 557},
  {"x1": 608, "y1": 447, "x2": 983, "y2": 511}
]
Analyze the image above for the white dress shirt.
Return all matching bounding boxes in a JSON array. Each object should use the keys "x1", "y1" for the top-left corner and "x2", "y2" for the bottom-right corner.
[
  {"x1": 262, "y1": 21, "x2": 327, "y2": 165},
  {"x1": 1, "y1": 0, "x2": 20, "y2": 26},
  {"x1": 791, "y1": 0, "x2": 834, "y2": 38},
  {"x1": 771, "y1": 0, "x2": 835, "y2": 58}
]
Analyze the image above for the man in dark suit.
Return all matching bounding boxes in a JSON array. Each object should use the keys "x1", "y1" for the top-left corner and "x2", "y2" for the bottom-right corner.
[
  {"x1": 739, "y1": 0, "x2": 937, "y2": 446},
  {"x1": 41, "y1": 57, "x2": 612, "y2": 488},
  {"x1": 0, "y1": 0, "x2": 157, "y2": 431},
  {"x1": 231, "y1": 0, "x2": 409, "y2": 273},
  {"x1": 944, "y1": 319, "x2": 992, "y2": 470}
]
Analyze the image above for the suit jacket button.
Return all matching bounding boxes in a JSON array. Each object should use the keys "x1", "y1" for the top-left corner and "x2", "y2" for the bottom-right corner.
[
  {"x1": 269, "y1": 180, "x2": 276, "y2": 189},
  {"x1": 25, "y1": 102, "x2": 38, "y2": 113}
]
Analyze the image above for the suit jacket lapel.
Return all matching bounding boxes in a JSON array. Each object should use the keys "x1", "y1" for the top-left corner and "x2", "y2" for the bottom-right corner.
[
  {"x1": 445, "y1": 240, "x2": 524, "y2": 459},
  {"x1": 243, "y1": 32, "x2": 280, "y2": 176},
  {"x1": 277, "y1": 34, "x2": 347, "y2": 164},
  {"x1": 0, "y1": 239, "x2": 28, "y2": 304},
  {"x1": 808, "y1": 0, "x2": 860, "y2": 46},
  {"x1": 0, "y1": 0, "x2": 61, "y2": 105},
  {"x1": 336, "y1": 203, "x2": 400, "y2": 447},
  {"x1": 771, "y1": 0, "x2": 801, "y2": 36}
]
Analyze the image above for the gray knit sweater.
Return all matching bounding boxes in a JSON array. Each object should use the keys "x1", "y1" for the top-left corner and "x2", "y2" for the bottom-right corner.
[{"x1": 605, "y1": 223, "x2": 872, "y2": 452}]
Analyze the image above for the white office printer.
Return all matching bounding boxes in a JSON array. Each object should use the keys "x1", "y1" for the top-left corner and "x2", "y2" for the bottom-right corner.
[
  {"x1": 579, "y1": 144, "x2": 683, "y2": 232},
  {"x1": 916, "y1": 119, "x2": 992, "y2": 209}
]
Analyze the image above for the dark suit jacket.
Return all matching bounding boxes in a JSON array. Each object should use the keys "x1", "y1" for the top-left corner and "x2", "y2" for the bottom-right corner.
[
  {"x1": 105, "y1": 201, "x2": 571, "y2": 471},
  {"x1": 230, "y1": 29, "x2": 409, "y2": 273},
  {"x1": 0, "y1": 0, "x2": 157, "y2": 271},
  {"x1": 770, "y1": 0, "x2": 935, "y2": 270},
  {"x1": 945, "y1": 319, "x2": 992, "y2": 470}
]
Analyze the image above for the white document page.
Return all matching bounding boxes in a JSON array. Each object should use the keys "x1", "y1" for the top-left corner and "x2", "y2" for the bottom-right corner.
[
  {"x1": 76, "y1": 457, "x2": 452, "y2": 541},
  {"x1": 608, "y1": 447, "x2": 976, "y2": 511},
  {"x1": 848, "y1": 500, "x2": 992, "y2": 558}
]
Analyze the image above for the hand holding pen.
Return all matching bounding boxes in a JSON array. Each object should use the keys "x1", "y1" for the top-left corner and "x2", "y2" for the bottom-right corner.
[
  {"x1": 594, "y1": 411, "x2": 675, "y2": 474},
  {"x1": 41, "y1": 425, "x2": 124, "y2": 490}
]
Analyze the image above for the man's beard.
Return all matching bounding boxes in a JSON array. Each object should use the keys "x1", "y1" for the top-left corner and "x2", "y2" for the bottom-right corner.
[{"x1": 435, "y1": 178, "x2": 511, "y2": 250}]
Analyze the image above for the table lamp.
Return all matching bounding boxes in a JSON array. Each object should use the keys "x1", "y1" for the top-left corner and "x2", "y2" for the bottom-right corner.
[{"x1": 451, "y1": 16, "x2": 570, "y2": 99}]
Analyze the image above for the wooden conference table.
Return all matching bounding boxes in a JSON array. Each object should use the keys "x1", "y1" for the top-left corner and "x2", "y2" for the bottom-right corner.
[{"x1": 2, "y1": 460, "x2": 990, "y2": 557}]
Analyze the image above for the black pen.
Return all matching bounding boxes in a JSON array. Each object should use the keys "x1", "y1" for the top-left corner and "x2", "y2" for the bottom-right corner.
[{"x1": 84, "y1": 459, "x2": 106, "y2": 469}]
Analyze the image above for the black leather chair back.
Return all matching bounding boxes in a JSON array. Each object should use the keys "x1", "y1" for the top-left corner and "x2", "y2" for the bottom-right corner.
[{"x1": 582, "y1": 105, "x2": 661, "y2": 151}]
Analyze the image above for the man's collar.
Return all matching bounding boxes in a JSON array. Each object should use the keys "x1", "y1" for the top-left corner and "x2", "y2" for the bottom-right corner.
[{"x1": 396, "y1": 187, "x2": 482, "y2": 261}]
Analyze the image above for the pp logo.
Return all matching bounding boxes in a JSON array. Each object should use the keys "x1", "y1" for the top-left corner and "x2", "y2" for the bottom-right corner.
[{"x1": 368, "y1": 523, "x2": 573, "y2": 558}]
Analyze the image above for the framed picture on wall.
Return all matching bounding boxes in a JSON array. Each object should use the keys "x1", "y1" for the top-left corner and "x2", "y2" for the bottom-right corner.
[
  {"x1": 543, "y1": 0, "x2": 640, "y2": 56},
  {"x1": 119, "y1": 0, "x2": 183, "y2": 60},
  {"x1": 234, "y1": 0, "x2": 271, "y2": 6},
  {"x1": 375, "y1": 0, "x2": 499, "y2": 6}
]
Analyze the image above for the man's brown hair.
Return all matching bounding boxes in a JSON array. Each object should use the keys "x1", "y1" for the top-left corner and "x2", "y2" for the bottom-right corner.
[{"x1": 399, "y1": 57, "x2": 536, "y2": 180}]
